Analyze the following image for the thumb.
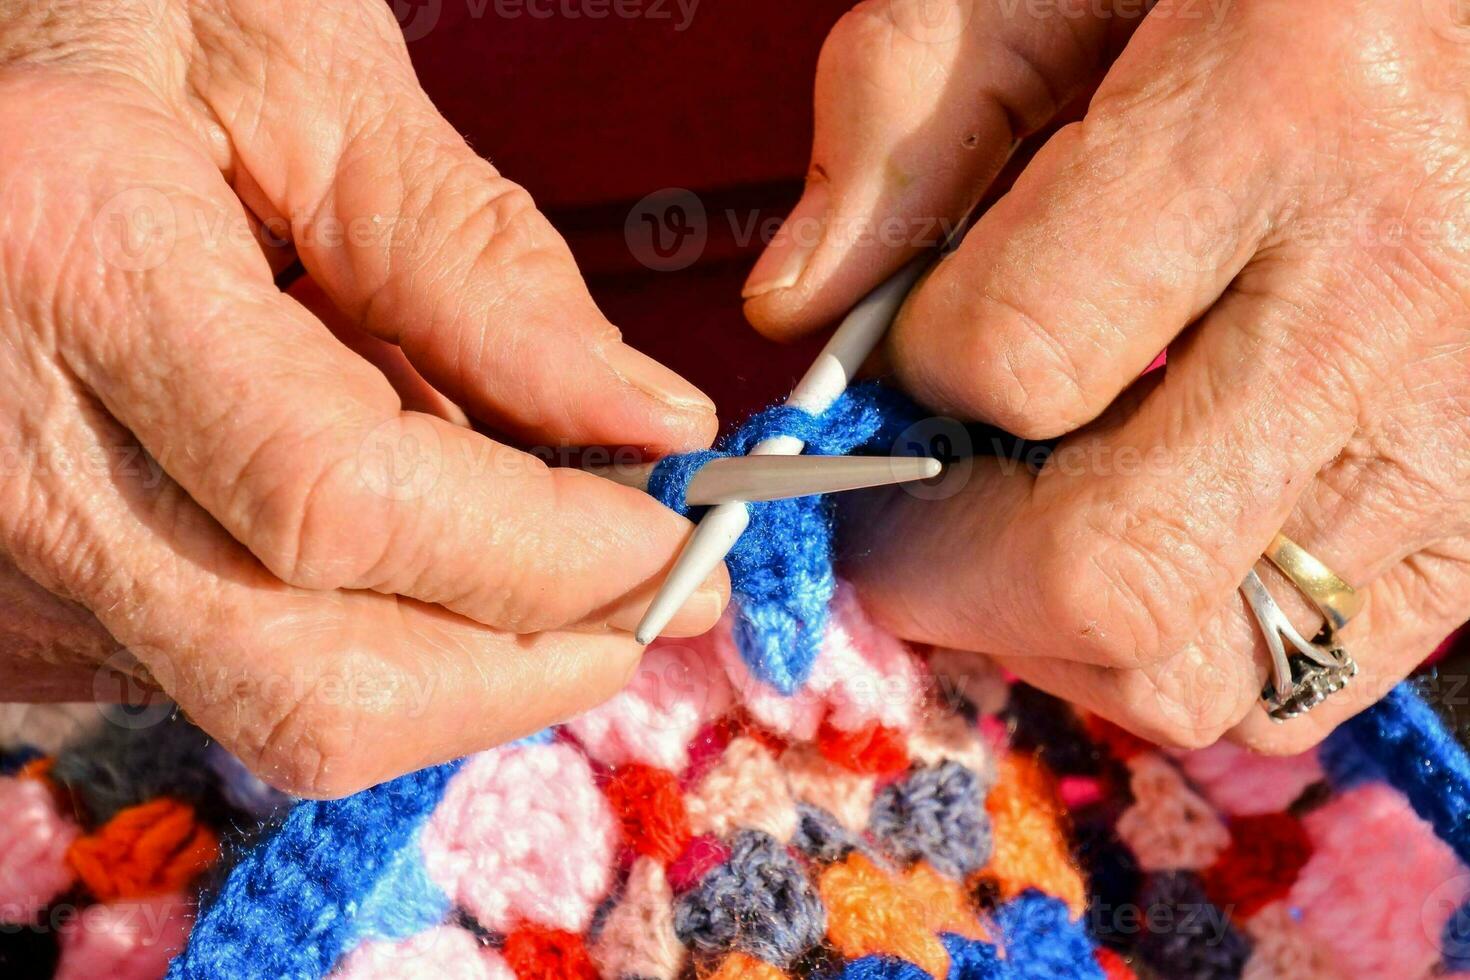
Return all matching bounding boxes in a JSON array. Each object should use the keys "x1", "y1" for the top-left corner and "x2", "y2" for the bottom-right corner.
[
  {"x1": 744, "y1": 0, "x2": 1144, "y2": 339},
  {"x1": 199, "y1": 0, "x2": 717, "y2": 452}
]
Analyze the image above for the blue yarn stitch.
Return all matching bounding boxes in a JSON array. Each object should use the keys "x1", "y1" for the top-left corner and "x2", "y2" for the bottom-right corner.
[
  {"x1": 939, "y1": 933, "x2": 1005, "y2": 979},
  {"x1": 672, "y1": 828, "x2": 827, "y2": 966},
  {"x1": 868, "y1": 760, "x2": 992, "y2": 878},
  {"x1": 650, "y1": 382, "x2": 920, "y2": 693},
  {"x1": 168, "y1": 760, "x2": 462, "y2": 980},
  {"x1": 351, "y1": 831, "x2": 451, "y2": 944},
  {"x1": 991, "y1": 891, "x2": 1104, "y2": 980},
  {"x1": 1339, "y1": 683, "x2": 1470, "y2": 868},
  {"x1": 840, "y1": 955, "x2": 934, "y2": 979}
]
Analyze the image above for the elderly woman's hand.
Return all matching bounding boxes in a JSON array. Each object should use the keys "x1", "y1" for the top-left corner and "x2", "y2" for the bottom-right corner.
[
  {"x1": 0, "y1": 0, "x2": 727, "y2": 795},
  {"x1": 746, "y1": 0, "x2": 1470, "y2": 751}
]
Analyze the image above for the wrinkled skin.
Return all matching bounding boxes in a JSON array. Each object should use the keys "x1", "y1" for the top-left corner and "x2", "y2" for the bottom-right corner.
[
  {"x1": 747, "y1": 0, "x2": 1470, "y2": 752},
  {"x1": 0, "y1": 0, "x2": 730, "y2": 797}
]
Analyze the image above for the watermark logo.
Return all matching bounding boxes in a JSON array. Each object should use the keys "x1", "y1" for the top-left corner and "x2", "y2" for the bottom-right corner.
[
  {"x1": 356, "y1": 418, "x2": 445, "y2": 501},
  {"x1": 887, "y1": 0, "x2": 973, "y2": 46},
  {"x1": 889, "y1": 416, "x2": 973, "y2": 500},
  {"x1": 1154, "y1": 186, "x2": 1240, "y2": 274},
  {"x1": 92, "y1": 187, "x2": 176, "y2": 273},
  {"x1": 93, "y1": 648, "x2": 176, "y2": 731},
  {"x1": 390, "y1": 0, "x2": 443, "y2": 41},
  {"x1": 625, "y1": 188, "x2": 708, "y2": 272}
]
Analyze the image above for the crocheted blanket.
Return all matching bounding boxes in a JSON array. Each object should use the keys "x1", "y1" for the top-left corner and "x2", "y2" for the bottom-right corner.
[
  {"x1": 6, "y1": 590, "x2": 1470, "y2": 979},
  {"x1": 4, "y1": 388, "x2": 1470, "y2": 980}
]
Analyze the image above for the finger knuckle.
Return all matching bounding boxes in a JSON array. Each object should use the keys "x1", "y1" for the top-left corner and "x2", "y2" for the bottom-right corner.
[
  {"x1": 1034, "y1": 511, "x2": 1209, "y2": 668},
  {"x1": 245, "y1": 444, "x2": 396, "y2": 593},
  {"x1": 249, "y1": 675, "x2": 373, "y2": 799},
  {"x1": 952, "y1": 292, "x2": 1098, "y2": 439}
]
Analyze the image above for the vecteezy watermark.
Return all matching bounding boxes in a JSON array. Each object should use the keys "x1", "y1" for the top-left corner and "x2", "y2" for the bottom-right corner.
[
  {"x1": 885, "y1": 0, "x2": 975, "y2": 46},
  {"x1": 482, "y1": 0, "x2": 701, "y2": 31},
  {"x1": 625, "y1": 188, "x2": 709, "y2": 272},
  {"x1": 389, "y1": 0, "x2": 701, "y2": 40},
  {"x1": 1153, "y1": 186, "x2": 1242, "y2": 275},
  {"x1": 625, "y1": 187, "x2": 963, "y2": 272},
  {"x1": 388, "y1": 0, "x2": 443, "y2": 41},
  {"x1": 995, "y1": 0, "x2": 1233, "y2": 30},
  {"x1": 93, "y1": 648, "x2": 177, "y2": 731},
  {"x1": 91, "y1": 187, "x2": 177, "y2": 273}
]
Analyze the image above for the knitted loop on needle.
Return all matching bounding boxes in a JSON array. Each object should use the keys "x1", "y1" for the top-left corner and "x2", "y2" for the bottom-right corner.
[{"x1": 649, "y1": 381, "x2": 921, "y2": 695}]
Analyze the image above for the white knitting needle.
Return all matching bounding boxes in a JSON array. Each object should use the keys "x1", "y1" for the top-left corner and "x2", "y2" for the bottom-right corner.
[
  {"x1": 635, "y1": 255, "x2": 933, "y2": 644},
  {"x1": 586, "y1": 454, "x2": 943, "y2": 505}
]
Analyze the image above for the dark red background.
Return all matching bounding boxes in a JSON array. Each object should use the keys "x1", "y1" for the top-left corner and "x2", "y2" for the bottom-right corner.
[{"x1": 406, "y1": 0, "x2": 854, "y2": 419}]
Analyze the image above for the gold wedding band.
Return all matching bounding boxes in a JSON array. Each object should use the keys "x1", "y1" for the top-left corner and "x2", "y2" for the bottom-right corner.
[{"x1": 1263, "y1": 532, "x2": 1363, "y2": 633}]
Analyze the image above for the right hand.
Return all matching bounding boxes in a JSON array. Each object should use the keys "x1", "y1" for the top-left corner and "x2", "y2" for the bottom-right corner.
[{"x1": 0, "y1": 0, "x2": 727, "y2": 796}]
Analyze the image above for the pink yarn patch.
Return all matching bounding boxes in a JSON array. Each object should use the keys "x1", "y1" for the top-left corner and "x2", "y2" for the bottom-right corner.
[
  {"x1": 684, "y1": 737, "x2": 798, "y2": 842},
  {"x1": 420, "y1": 744, "x2": 617, "y2": 933},
  {"x1": 0, "y1": 775, "x2": 78, "y2": 922},
  {"x1": 1177, "y1": 741, "x2": 1323, "y2": 816},
  {"x1": 719, "y1": 583, "x2": 926, "y2": 739},
  {"x1": 780, "y1": 743, "x2": 876, "y2": 833},
  {"x1": 1115, "y1": 754, "x2": 1229, "y2": 872},
  {"x1": 333, "y1": 926, "x2": 513, "y2": 980},
  {"x1": 592, "y1": 857, "x2": 684, "y2": 980},
  {"x1": 566, "y1": 636, "x2": 732, "y2": 772},
  {"x1": 1240, "y1": 901, "x2": 1340, "y2": 980},
  {"x1": 55, "y1": 894, "x2": 193, "y2": 980},
  {"x1": 1290, "y1": 782, "x2": 1470, "y2": 980}
]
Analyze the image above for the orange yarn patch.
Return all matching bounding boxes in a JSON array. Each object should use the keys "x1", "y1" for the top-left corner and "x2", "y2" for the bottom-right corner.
[
  {"x1": 702, "y1": 952, "x2": 790, "y2": 980},
  {"x1": 66, "y1": 798, "x2": 217, "y2": 901},
  {"x1": 603, "y1": 763, "x2": 691, "y2": 865},
  {"x1": 902, "y1": 862, "x2": 987, "y2": 941},
  {"x1": 502, "y1": 925, "x2": 599, "y2": 980},
  {"x1": 975, "y1": 752, "x2": 1086, "y2": 917},
  {"x1": 819, "y1": 853, "x2": 950, "y2": 979},
  {"x1": 816, "y1": 721, "x2": 909, "y2": 775}
]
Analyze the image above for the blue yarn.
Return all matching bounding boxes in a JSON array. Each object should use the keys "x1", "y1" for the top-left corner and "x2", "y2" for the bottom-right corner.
[
  {"x1": 509, "y1": 727, "x2": 556, "y2": 748},
  {"x1": 1316, "y1": 723, "x2": 1385, "y2": 790},
  {"x1": 868, "y1": 761, "x2": 992, "y2": 878},
  {"x1": 1339, "y1": 683, "x2": 1470, "y2": 868},
  {"x1": 0, "y1": 745, "x2": 41, "y2": 776},
  {"x1": 939, "y1": 933, "x2": 1005, "y2": 979},
  {"x1": 168, "y1": 760, "x2": 462, "y2": 980},
  {"x1": 352, "y1": 832, "x2": 451, "y2": 943},
  {"x1": 841, "y1": 955, "x2": 934, "y2": 979},
  {"x1": 992, "y1": 891, "x2": 1104, "y2": 980},
  {"x1": 672, "y1": 829, "x2": 827, "y2": 966},
  {"x1": 650, "y1": 382, "x2": 921, "y2": 693}
]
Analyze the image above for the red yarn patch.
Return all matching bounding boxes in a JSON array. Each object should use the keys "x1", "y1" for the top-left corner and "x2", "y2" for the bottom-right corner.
[
  {"x1": 1094, "y1": 947, "x2": 1137, "y2": 979},
  {"x1": 1202, "y1": 812, "x2": 1312, "y2": 917},
  {"x1": 502, "y1": 926, "x2": 599, "y2": 980},
  {"x1": 66, "y1": 798, "x2": 217, "y2": 901},
  {"x1": 1084, "y1": 716, "x2": 1152, "y2": 762},
  {"x1": 603, "y1": 763, "x2": 690, "y2": 865},
  {"x1": 666, "y1": 834, "x2": 731, "y2": 893},
  {"x1": 817, "y1": 721, "x2": 909, "y2": 774}
]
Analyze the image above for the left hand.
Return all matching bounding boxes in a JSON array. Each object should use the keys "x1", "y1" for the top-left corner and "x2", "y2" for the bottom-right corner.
[{"x1": 744, "y1": 0, "x2": 1470, "y2": 752}]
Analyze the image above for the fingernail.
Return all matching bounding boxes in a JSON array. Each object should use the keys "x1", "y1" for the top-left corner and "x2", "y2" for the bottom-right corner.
[
  {"x1": 742, "y1": 180, "x2": 831, "y2": 299},
  {"x1": 604, "y1": 344, "x2": 716, "y2": 415}
]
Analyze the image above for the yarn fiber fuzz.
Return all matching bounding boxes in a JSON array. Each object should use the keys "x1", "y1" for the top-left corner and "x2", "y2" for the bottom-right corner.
[{"x1": 2, "y1": 385, "x2": 1470, "y2": 980}]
